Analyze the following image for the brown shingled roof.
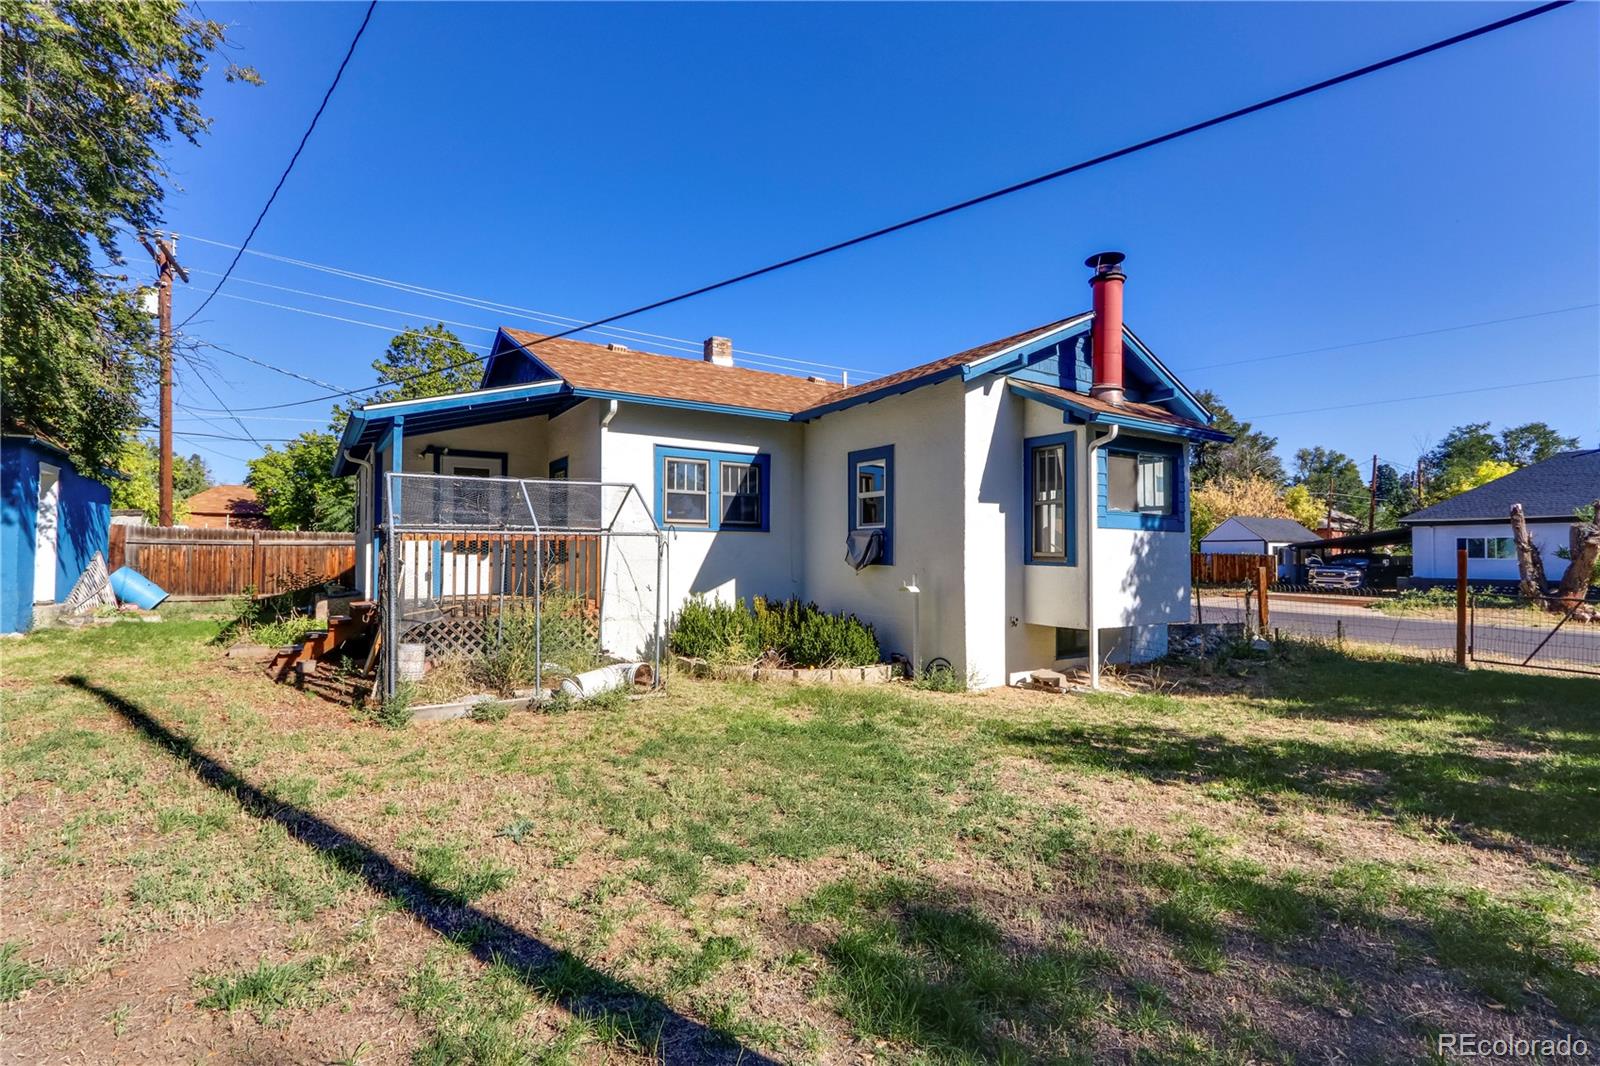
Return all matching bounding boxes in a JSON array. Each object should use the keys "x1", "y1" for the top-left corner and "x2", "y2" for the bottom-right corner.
[
  {"x1": 795, "y1": 315, "x2": 1087, "y2": 414},
  {"x1": 502, "y1": 329, "x2": 838, "y2": 415},
  {"x1": 1009, "y1": 380, "x2": 1214, "y2": 433}
]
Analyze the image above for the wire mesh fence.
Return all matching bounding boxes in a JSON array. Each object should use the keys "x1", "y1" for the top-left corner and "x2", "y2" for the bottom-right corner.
[
  {"x1": 1189, "y1": 583, "x2": 1255, "y2": 628},
  {"x1": 1471, "y1": 589, "x2": 1600, "y2": 675},
  {"x1": 380, "y1": 474, "x2": 667, "y2": 700},
  {"x1": 1259, "y1": 584, "x2": 1457, "y2": 658}
]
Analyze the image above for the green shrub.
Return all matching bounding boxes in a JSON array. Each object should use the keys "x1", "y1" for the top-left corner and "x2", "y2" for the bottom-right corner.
[
  {"x1": 468, "y1": 593, "x2": 603, "y2": 694},
  {"x1": 377, "y1": 682, "x2": 415, "y2": 729},
  {"x1": 670, "y1": 596, "x2": 879, "y2": 668}
]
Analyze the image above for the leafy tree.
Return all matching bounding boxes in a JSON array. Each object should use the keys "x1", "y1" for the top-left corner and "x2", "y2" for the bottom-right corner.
[
  {"x1": 333, "y1": 324, "x2": 480, "y2": 425},
  {"x1": 247, "y1": 431, "x2": 354, "y2": 531},
  {"x1": 108, "y1": 435, "x2": 210, "y2": 522},
  {"x1": 1283, "y1": 484, "x2": 1324, "y2": 532},
  {"x1": 1424, "y1": 422, "x2": 1499, "y2": 496},
  {"x1": 1499, "y1": 422, "x2": 1579, "y2": 466},
  {"x1": 1190, "y1": 390, "x2": 1285, "y2": 487},
  {"x1": 1191, "y1": 475, "x2": 1293, "y2": 550},
  {"x1": 1444, "y1": 459, "x2": 1516, "y2": 498},
  {"x1": 1290, "y1": 447, "x2": 1366, "y2": 515},
  {"x1": 1, "y1": 1, "x2": 254, "y2": 473}
]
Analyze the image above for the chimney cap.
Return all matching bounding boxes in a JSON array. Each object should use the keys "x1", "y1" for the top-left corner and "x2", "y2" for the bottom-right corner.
[{"x1": 1084, "y1": 250, "x2": 1126, "y2": 274}]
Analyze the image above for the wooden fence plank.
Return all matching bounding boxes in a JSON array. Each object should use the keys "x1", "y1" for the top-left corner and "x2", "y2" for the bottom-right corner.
[
  {"x1": 1192, "y1": 552, "x2": 1277, "y2": 585},
  {"x1": 116, "y1": 526, "x2": 356, "y2": 600}
]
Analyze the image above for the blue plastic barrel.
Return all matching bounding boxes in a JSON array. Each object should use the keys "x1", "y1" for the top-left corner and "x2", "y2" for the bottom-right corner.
[{"x1": 109, "y1": 566, "x2": 169, "y2": 609}]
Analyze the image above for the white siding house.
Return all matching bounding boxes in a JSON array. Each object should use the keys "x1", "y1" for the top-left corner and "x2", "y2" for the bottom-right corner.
[
  {"x1": 1401, "y1": 449, "x2": 1600, "y2": 588},
  {"x1": 334, "y1": 253, "x2": 1230, "y2": 685}
]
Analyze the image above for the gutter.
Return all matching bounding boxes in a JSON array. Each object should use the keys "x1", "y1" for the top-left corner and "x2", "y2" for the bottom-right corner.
[{"x1": 1084, "y1": 424, "x2": 1119, "y2": 690}]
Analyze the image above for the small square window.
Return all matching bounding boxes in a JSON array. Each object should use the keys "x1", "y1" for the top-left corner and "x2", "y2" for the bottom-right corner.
[{"x1": 721, "y1": 462, "x2": 761, "y2": 527}]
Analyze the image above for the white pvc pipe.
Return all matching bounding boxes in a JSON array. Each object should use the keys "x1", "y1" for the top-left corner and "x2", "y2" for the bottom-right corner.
[
  {"x1": 558, "y1": 662, "x2": 651, "y2": 700},
  {"x1": 1084, "y1": 424, "x2": 1119, "y2": 690}
]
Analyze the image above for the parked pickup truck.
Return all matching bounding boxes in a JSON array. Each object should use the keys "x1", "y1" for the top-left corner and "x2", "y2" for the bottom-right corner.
[{"x1": 1304, "y1": 554, "x2": 1411, "y2": 591}]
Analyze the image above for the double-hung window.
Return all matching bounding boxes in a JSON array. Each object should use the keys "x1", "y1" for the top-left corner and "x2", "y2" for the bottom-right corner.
[
  {"x1": 1026, "y1": 433, "x2": 1075, "y2": 564},
  {"x1": 655, "y1": 447, "x2": 770, "y2": 531},
  {"x1": 720, "y1": 461, "x2": 761, "y2": 528},
  {"x1": 847, "y1": 445, "x2": 894, "y2": 564},
  {"x1": 662, "y1": 457, "x2": 710, "y2": 526}
]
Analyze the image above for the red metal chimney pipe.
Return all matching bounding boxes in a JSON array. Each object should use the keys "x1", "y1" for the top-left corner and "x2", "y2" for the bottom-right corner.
[{"x1": 1086, "y1": 251, "x2": 1126, "y2": 406}]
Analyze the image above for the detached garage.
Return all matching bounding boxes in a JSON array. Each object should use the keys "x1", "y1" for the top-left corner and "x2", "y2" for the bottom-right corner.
[
  {"x1": 1, "y1": 433, "x2": 112, "y2": 633},
  {"x1": 1199, "y1": 516, "x2": 1317, "y2": 578}
]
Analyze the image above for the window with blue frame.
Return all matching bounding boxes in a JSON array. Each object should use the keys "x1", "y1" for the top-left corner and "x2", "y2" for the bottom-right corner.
[
  {"x1": 654, "y1": 446, "x2": 770, "y2": 531},
  {"x1": 1025, "y1": 432, "x2": 1076, "y2": 565},
  {"x1": 847, "y1": 445, "x2": 894, "y2": 564},
  {"x1": 1098, "y1": 440, "x2": 1185, "y2": 532}
]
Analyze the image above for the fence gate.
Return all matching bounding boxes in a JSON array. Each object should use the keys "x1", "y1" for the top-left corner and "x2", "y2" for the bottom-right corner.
[{"x1": 1470, "y1": 590, "x2": 1600, "y2": 675}]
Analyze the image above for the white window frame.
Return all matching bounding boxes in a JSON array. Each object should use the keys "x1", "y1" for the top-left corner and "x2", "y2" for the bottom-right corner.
[
  {"x1": 855, "y1": 459, "x2": 887, "y2": 529},
  {"x1": 662, "y1": 456, "x2": 710, "y2": 527}
]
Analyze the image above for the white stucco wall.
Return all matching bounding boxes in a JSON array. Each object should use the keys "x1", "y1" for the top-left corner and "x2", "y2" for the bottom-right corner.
[
  {"x1": 802, "y1": 378, "x2": 967, "y2": 676},
  {"x1": 1088, "y1": 440, "x2": 1192, "y2": 632},
  {"x1": 599, "y1": 402, "x2": 806, "y2": 648},
  {"x1": 1410, "y1": 520, "x2": 1573, "y2": 582}
]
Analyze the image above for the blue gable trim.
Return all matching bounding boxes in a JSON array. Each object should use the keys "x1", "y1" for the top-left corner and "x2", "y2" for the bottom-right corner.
[
  {"x1": 1096, "y1": 437, "x2": 1187, "y2": 533},
  {"x1": 1009, "y1": 380, "x2": 1231, "y2": 443},
  {"x1": 797, "y1": 367, "x2": 966, "y2": 422},
  {"x1": 847, "y1": 444, "x2": 894, "y2": 565},
  {"x1": 573, "y1": 387, "x2": 796, "y2": 422},
  {"x1": 652, "y1": 445, "x2": 772, "y2": 532},
  {"x1": 481, "y1": 329, "x2": 562, "y2": 388},
  {"x1": 1023, "y1": 431, "x2": 1077, "y2": 567}
]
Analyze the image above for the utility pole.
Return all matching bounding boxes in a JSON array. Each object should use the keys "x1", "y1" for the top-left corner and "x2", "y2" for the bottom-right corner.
[
  {"x1": 1368, "y1": 454, "x2": 1378, "y2": 532},
  {"x1": 1325, "y1": 478, "x2": 1335, "y2": 538},
  {"x1": 140, "y1": 234, "x2": 188, "y2": 527},
  {"x1": 1416, "y1": 458, "x2": 1427, "y2": 510}
]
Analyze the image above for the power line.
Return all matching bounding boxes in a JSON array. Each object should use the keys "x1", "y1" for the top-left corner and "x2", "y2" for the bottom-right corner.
[
  {"x1": 1246, "y1": 373, "x2": 1598, "y2": 420},
  {"x1": 178, "y1": 1, "x2": 377, "y2": 328},
  {"x1": 179, "y1": 0, "x2": 1575, "y2": 412},
  {"x1": 191, "y1": 337, "x2": 354, "y2": 393},
  {"x1": 1180, "y1": 302, "x2": 1599, "y2": 372},
  {"x1": 178, "y1": 234, "x2": 868, "y2": 375},
  {"x1": 177, "y1": 351, "x2": 267, "y2": 451}
]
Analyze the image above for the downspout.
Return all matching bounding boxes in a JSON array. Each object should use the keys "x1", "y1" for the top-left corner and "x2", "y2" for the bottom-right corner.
[
  {"x1": 600, "y1": 399, "x2": 619, "y2": 431},
  {"x1": 1084, "y1": 423, "x2": 1119, "y2": 690},
  {"x1": 344, "y1": 448, "x2": 375, "y2": 595}
]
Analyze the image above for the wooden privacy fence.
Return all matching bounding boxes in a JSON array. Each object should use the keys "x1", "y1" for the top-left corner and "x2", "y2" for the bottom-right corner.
[
  {"x1": 1192, "y1": 552, "x2": 1276, "y2": 585},
  {"x1": 109, "y1": 525, "x2": 356, "y2": 600}
]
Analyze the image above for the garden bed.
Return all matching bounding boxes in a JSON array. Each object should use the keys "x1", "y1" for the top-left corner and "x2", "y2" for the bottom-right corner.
[{"x1": 673, "y1": 655, "x2": 898, "y2": 684}]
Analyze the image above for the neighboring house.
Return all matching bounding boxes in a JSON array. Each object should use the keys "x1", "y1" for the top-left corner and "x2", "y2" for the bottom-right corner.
[
  {"x1": 1315, "y1": 508, "x2": 1363, "y2": 540},
  {"x1": 1400, "y1": 449, "x2": 1600, "y2": 588},
  {"x1": 184, "y1": 484, "x2": 268, "y2": 529},
  {"x1": 1199, "y1": 516, "x2": 1317, "y2": 577},
  {"x1": 1, "y1": 433, "x2": 112, "y2": 633},
  {"x1": 332, "y1": 252, "x2": 1229, "y2": 686}
]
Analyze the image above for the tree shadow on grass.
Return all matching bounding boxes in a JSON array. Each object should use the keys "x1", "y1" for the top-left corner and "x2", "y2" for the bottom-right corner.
[
  {"x1": 64, "y1": 676, "x2": 779, "y2": 1066},
  {"x1": 1006, "y1": 718, "x2": 1599, "y2": 869}
]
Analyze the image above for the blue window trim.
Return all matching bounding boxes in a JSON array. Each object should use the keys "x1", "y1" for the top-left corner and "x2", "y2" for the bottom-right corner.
[
  {"x1": 1097, "y1": 438, "x2": 1186, "y2": 532},
  {"x1": 847, "y1": 444, "x2": 895, "y2": 565},
  {"x1": 652, "y1": 445, "x2": 771, "y2": 532},
  {"x1": 548, "y1": 456, "x2": 569, "y2": 479},
  {"x1": 1024, "y1": 431, "x2": 1076, "y2": 566}
]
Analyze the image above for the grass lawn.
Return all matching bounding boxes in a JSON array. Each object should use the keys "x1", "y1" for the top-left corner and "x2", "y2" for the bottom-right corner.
[{"x1": 2, "y1": 613, "x2": 1596, "y2": 1064}]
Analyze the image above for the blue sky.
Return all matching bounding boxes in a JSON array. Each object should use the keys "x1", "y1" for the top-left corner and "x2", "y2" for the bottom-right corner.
[{"x1": 143, "y1": 1, "x2": 1598, "y2": 484}]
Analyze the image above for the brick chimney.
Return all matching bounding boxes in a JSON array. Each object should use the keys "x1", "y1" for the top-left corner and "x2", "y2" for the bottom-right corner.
[
  {"x1": 703, "y1": 336, "x2": 733, "y2": 367},
  {"x1": 1086, "y1": 251, "x2": 1126, "y2": 406}
]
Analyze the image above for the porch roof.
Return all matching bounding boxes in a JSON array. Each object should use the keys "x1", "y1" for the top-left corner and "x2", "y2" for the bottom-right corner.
[{"x1": 332, "y1": 380, "x2": 569, "y2": 475}]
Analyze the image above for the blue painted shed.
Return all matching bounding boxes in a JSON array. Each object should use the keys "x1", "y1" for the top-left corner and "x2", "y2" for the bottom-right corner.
[{"x1": 1, "y1": 433, "x2": 112, "y2": 633}]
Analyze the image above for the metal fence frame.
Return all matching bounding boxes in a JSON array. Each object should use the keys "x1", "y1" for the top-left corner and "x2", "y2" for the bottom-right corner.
[
  {"x1": 379, "y1": 474, "x2": 668, "y2": 699},
  {"x1": 1470, "y1": 588, "x2": 1600, "y2": 675}
]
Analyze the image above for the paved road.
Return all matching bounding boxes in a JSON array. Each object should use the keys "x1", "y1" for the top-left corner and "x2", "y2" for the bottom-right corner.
[{"x1": 1197, "y1": 595, "x2": 1600, "y2": 671}]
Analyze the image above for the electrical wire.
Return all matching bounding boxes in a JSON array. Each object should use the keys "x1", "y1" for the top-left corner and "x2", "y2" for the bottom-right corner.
[
  {"x1": 178, "y1": 234, "x2": 868, "y2": 375},
  {"x1": 177, "y1": 351, "x2": 267, "y2": 451},
  {"x1": 1180, "y1": 302, "x2": 1598, "y2": 372},
  {"x1": 1245, "y1": 373, "x2": 1598, "y2": 420},
  {"x1": 176, "y1": 0, "x2": 1576, "y2": 412},
  {"x1": 178, "y1": 1, "x2": 378, "y2": 328}
]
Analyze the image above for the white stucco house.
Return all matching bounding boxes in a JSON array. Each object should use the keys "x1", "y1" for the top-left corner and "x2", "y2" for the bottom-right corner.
[
  {"x1": 334, "y1": 252, "x2": 1230, "y2": 687},
  {"x1": 1400, "y1": 449, "x2": 1599, "y2": 588}
]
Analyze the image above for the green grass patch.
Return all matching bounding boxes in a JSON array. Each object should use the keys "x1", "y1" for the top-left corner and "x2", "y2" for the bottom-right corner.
[
  {"x1": 196, "y1": 957, "x2": 330, "y2": 1024},
  {"x1": 413, "y1": 842, "x2": 515, "y2": 905},
  {"x1": 0, "y1": 943, "x2": 46, "y2": 1001}
]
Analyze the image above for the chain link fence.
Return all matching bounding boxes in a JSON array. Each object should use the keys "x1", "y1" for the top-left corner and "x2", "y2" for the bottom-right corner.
[{"x1": 380, "y1": 474, "x2": 667, "y2": 700}]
